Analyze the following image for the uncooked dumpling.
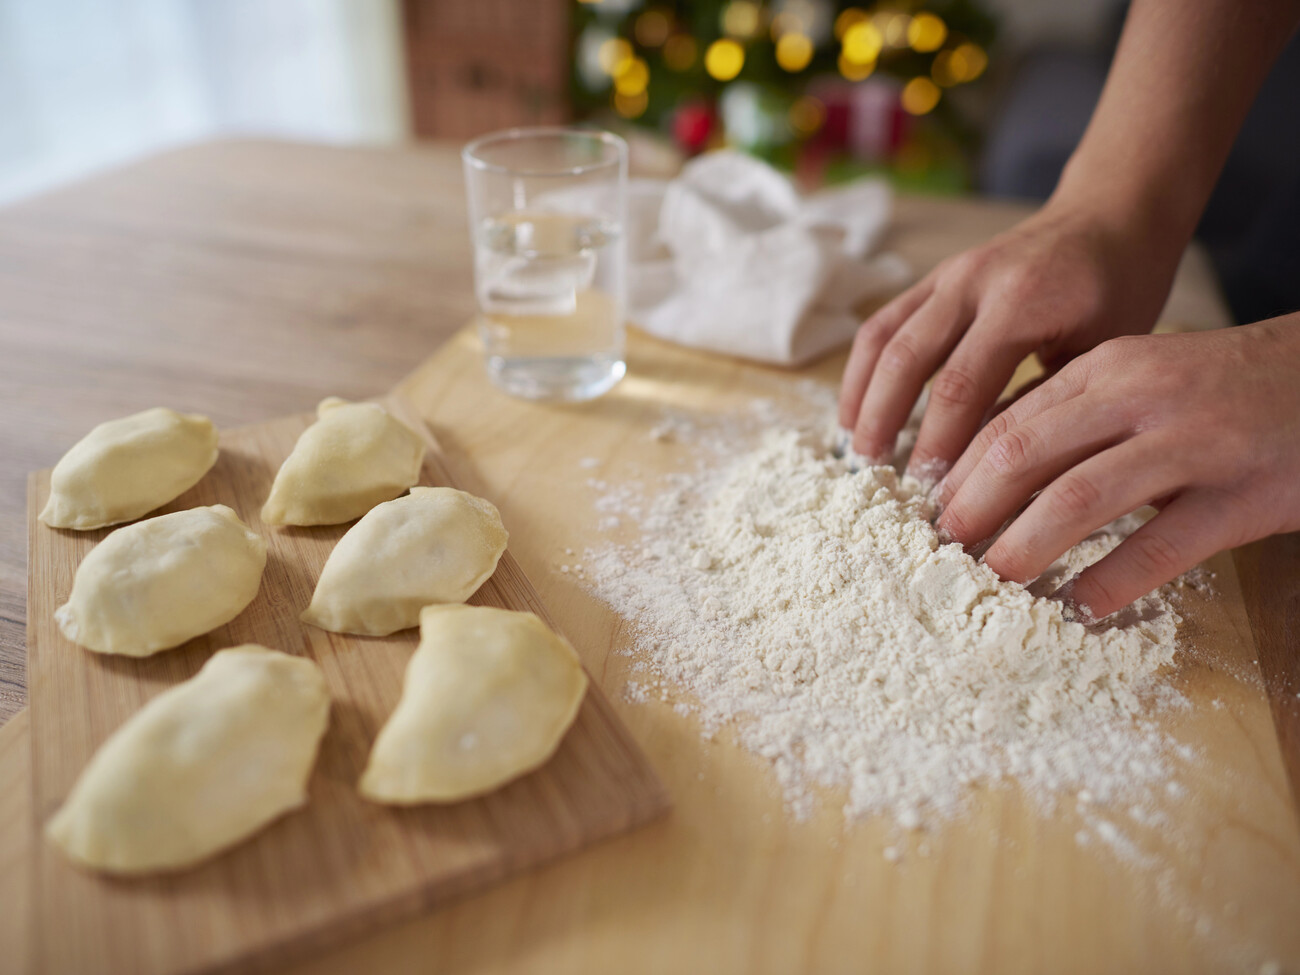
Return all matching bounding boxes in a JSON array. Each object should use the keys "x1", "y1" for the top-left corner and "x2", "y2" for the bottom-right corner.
[
  {"x1": 261, "y1": 397, "x2": 425, "y2": 526},
  {"x1": 301, "y1": 487, "x2": 508, "y2": 636},
  {"x1": 40, "y1": 407, "x2": 219, "y2": 530},
  {"x1": 46, "y1": 645, "x2": 330, "y2": 874},
  {"x1": 56, "y1": 505, "x2": 267, "y2": 656},
  {"x1": 360, "y1": 605, "x2": 588, "y2": 804}
]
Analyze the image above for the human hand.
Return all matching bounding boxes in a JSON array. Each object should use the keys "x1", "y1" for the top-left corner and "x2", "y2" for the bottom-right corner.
[
  {"x1": 838, "y1": 196, "x2": 1184, "y2": 479},
  {"x1": 932, "y1": 316, "x2": 1300, "y2": 620}
]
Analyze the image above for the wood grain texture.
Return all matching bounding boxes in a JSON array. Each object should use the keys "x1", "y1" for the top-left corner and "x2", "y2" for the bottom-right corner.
[
  {"x1": 0, "y1": 139, "x2": 1235, "y2": 724},
  {"x1": 8, "y1": 325, "x2": 1300, "y2": 973},
  {"x1": 267, "y1": 326, "x2": 1298, "y2": 975},
  {"x1": 12, "y1": 140, "x2": 1300, "y2": 975},
  {"x1": 26, "y1": 407, "x2": 667, "y2": 975},
  {"x1": 1236, "y1": 534, "x2": 1300, "y2": 814},
  {"x1": 0, "y1": 709, "x2": 31, "y2": 975}
]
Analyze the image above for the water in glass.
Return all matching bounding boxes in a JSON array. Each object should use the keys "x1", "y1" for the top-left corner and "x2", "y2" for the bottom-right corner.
[{"x1": 475, "y1": 210, "x2": 626, "y2": 401}]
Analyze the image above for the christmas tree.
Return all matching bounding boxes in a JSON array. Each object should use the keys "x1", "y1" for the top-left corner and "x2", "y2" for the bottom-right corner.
[{"x1": 571, "y1": 0, "x2": 998, "y2": 189}]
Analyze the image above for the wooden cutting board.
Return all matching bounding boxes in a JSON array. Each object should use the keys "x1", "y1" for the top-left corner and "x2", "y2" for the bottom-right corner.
[
  {"x1": 13, "y1": 326, "x2": 1300, "y2": 975},
  {"x1": 24, "y1": 399, "x2": 669, "y2": 975}
]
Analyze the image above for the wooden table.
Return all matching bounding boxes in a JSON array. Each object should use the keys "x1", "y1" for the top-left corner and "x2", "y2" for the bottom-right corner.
[{"x1": 6, "y1": 140, "x2": 1299, "y2": 973}]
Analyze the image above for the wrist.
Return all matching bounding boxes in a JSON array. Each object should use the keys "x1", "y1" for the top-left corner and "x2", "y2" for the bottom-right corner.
[{"x1": 1049, "y1": 146, "x2": 1198, "y2": 262}]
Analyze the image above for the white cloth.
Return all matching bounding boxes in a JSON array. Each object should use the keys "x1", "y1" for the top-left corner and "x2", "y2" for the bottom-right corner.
[{"x1": 627, "y1": 151, "x2": 912, "y2": 366}]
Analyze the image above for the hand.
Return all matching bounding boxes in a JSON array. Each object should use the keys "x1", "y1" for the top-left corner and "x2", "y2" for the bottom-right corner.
[
  {"x1": 933, "y1": 316, "x2": 1300, "y2": 620},
  {"x1": 838, "y1": 196, "x2": 1183, "y2": 478}
]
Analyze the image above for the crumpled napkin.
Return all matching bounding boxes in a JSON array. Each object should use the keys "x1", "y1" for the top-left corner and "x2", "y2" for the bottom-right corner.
[{"x1": 627, "y1": 150, "x2": 911, "y2": 366}]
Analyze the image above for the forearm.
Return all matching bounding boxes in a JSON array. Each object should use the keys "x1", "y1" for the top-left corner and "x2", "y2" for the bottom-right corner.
[{"x1": 1053, "y1": 0, "x2": 1300, "y2": 247}]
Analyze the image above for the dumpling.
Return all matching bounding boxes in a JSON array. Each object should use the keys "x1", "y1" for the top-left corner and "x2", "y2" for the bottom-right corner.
[
  {"x1": 360, "y1": 605, "x2": 588, "y2": 804},
  {"x1": 46, "y1": 645, "x2": 330, "y2": 874},
  {"x1": 56, "y1": 505, "x2": 267, "y2": 656},
  {"x1": 261, "y1": 397, "x2": 425, "y2": 526},
  {"x1": 301, "y1": 487, "x2": 508, "y2": 636},
  {"x1": 40, "y1": 407, "x2": 219, "y2": 530}
]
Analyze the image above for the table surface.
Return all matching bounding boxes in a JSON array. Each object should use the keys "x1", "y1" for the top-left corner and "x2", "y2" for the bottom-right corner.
[
  {"x1": 7, "y1": 141, "x2": 1300, "y2": 975},
  {"x1": 0, "y1": 139, "x2": 1237, "y2": 723}
]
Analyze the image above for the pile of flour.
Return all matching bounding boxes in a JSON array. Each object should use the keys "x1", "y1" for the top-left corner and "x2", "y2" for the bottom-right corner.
[{"x1": 584, "y1": 414, "x2": 1190, "y2": 824}]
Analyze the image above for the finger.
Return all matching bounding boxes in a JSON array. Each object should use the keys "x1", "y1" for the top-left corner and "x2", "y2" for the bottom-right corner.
[
  {"x1": 934, "y1": 360, "x2": 1089, "y2": 510},
  {"x1": 906, "y1": 314, "x2": 1042, "y2": 482},
  {"x1": 982, "y1": 372, "x2": 1050, "y2": 426},
  {"x1": 981, "y1": 435, "x2": 1177, "y2": 584},
  {"x1": 838, "y1": 279, "x2": 934, "y2": 430},
  {"x1": 935, "y1": 394, "x2": 1127, "y2": 547},
  {"x1": 1058, "y1": 491, "x2": 1233, "y2": 621},
  {"x1": 853, "y1": 288, "x2": 969, "y2": 461}
]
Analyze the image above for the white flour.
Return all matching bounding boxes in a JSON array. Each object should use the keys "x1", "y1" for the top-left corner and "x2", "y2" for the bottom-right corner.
[{"x1": 583, "y1": 401, "x2": 1192, "y2": 825}]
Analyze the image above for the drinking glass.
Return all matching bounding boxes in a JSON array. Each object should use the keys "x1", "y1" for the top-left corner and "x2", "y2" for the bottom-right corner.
[{"x1": 462, "y1": 127, "x2": 628, "y2": 401}]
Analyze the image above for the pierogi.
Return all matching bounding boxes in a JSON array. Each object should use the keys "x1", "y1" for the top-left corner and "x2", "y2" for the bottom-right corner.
[
  {"x1": 261, "y1": 398, "x2": 424, "y2": 527},
  {"x1": 40, "y1": 407, "x2": 219, "y2": 530},
  {"x1": 56, "y1": 505, "x2": 267, "y2": 656},
  {"x1": 360, "y1": 605, "x2": 588, "y2": 804},
  {"x1": 301, "y1": 487, "x2": 508, "y2": 636},
  {"x1": 46, "y1": 645, "x2": 330, "y2": 874}
]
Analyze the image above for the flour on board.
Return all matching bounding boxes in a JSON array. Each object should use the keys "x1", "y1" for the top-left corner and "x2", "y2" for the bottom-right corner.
[{"x1": 583, "y1": 406, "x2": 1192, "y2": 825}]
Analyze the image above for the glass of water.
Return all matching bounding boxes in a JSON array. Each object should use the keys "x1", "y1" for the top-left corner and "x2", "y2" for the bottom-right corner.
[{"x1": 462, "y1": 127, "x2": 628, "y2": 401}]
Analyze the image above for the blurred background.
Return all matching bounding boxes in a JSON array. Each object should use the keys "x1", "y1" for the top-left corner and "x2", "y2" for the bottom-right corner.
[{"x1": 2, "y1": 0, "x2": 1296, "y2": 322}]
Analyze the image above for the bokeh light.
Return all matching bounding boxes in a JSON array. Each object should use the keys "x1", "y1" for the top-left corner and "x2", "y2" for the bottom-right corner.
[
  {"x1": 775, "y1": 32, "x2": 814, "y2": 72},
  {"x1": 705, "y1": 38, "x2": 745, "y2": 81},
  {"x1": 614, "y1": 57, "x2": 649, "y2": 96},
  {"x1": 907, "y1": 13, "x2": 947, "y2": 52},
  {"x1": 841, "y1": 21, "x2": 883, "y2": 65},
  {"x1": 633, "y1": 9, "x2": 671, "y2": 48},
  {"x1": 954, "y1": 42, "x2": 988, "y2": 81},
  {"x1": 722, "y1": 0, "x2": 762, "y2": 39},
  {"x1": 788, "y1": 95, "x2": 826, "y2": 135},
  {"x1": 597, "y1": 37, "x2": 634, "y2": 76},
  {"x1": 878, "y1": 12, "x2": 911, "y2": 47},
  {"x1": 932, "y1": 42, "x2": 988, "y2": 86},
  {"x1": 900, "y1": 76, "x2": 941, "y2": 114}
]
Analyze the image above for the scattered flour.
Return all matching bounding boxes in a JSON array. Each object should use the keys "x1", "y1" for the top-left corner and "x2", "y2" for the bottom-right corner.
[{"x1": 584, "y1": 410, "x2": 1191, "y2": 825}]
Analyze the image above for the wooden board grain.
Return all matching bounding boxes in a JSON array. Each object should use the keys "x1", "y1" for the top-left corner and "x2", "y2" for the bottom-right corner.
[
  {"x1": 1236, "y1": 534, "x2": 1300, "y2": 813},
  {"x1": 10, "y1": 327, "x2": 1300, "y2": 974},
  {"x1": 25, "y1": 405, "x2": 669, "y2": 975},
  {"x1": 0, "y1": 708, "x2": 31, "y2": 975},
  {"x1": 258, "y1": 325, "x2": 1298, "y2": 975}
]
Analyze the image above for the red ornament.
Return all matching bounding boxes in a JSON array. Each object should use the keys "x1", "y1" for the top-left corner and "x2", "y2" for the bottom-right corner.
[{"x1": 673, "y1": 101, "x2": 716, "y2": 154}]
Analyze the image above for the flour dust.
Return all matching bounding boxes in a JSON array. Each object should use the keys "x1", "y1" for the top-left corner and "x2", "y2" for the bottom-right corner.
[{"x1": 581, "y1": 382, "x2": 1200, "y2": 825}]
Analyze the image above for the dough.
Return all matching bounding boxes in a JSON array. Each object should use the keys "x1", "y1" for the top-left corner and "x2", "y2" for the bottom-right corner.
[
  {"x1": 56, "y1": 505, "x2": 267, "y2": 656},
  {"x1": 40, "y1": 407, "x2": 219, "y2": 530},
  {"x1": 360, "y1": 605, "x2": 588, "y2": 804},
  {"x1": 46, "y1": 645, "x2": 330, "y2": 874},
  {"x1": 301, "y1": 487, "x2": 508, "y2": 636},
  {"x1": 261, "y1": 397, "x2": 425, "y2": 526}
]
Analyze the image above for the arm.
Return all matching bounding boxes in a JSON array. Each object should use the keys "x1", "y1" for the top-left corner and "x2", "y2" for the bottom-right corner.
[
  {"x1": 1057, "y1": 0, "x2": 1300, "y2": 259},
  {"x1": 839, "y1": 0, "x2": 1300, "y2": 474}
]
